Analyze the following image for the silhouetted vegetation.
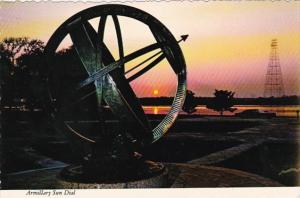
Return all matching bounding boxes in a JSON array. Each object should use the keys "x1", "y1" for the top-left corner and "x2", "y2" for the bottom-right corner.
[
  {"x1": 206, "y1": 89, "x2": 236, "y2": 116},
  {"x1": 182, "y1": 90, "x2": 197, "y2": 114},
  {"x1": 0, "y1": 37, "x2": 46, "y2": 108},
  {"x1": 0, "y1": 38, "x2": 85, "y2": 110}
]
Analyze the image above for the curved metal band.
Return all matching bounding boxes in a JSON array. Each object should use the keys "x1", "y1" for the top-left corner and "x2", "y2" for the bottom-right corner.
[
  {"x1": 112, "y1": 15, "x2": 125, "y2": 72},
  {"x1": 152, "y1": 72, "x2": 186, "y2": 143}
]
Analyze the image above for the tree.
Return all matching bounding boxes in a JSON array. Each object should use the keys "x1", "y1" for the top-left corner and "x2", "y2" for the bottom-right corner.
[
  {"x1": 0, "y1": 37, "x2": 45, "y2": 76},
  {"x1": 206, "y1": 89, "x2": 236, "y2": 116},
  {"x1": 0, "y1": 37, "x2": 29, "y2": 66},
  {"x1": 0, "y1": 37, "x2": 44, "y2": 67},
  {"x1": 16, "y1": 48, "x2": 46, "y2": 106},
  {"x1": 23, "y1": 39, "x2": 44, "y2": 55},
  {"x1": 0, "y1": 37, "x2": 45, "y2": 106},
  {"x1": 182, "y1": 90, "x2": 197, "y2": 114}
]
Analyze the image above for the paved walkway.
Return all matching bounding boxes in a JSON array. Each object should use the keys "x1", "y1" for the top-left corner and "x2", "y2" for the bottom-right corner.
[
  {"x1": 188, "y1": 140, "x2": 265, "y2": 165},
  {"x1": 167, "y1": 163, "x2": 282, "y2": 187}
]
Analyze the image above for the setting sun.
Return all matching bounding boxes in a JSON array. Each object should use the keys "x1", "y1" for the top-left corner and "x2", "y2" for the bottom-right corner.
[{"x1": 153, "y1": 89, "x2": 159, "y2": 96}]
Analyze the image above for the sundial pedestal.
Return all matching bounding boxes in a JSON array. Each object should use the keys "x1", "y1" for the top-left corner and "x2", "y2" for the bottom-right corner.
[{"x1": 57, "y1": 136, "x2": 168, "y2": 188}]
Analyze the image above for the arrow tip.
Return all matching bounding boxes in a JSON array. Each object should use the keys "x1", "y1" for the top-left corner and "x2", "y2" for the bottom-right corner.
[{"x1": 181, "y1": 34, "x2": 189, "y2": 42}]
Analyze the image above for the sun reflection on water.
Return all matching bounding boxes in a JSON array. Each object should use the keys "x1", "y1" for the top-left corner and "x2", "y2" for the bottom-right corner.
[{"x1": 153, "y1": 107, "x2": 158, "y2": 115}]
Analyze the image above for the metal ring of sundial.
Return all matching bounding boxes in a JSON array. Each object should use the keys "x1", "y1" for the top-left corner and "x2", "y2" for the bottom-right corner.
[{"x1": 45, "y1": 4, "x2": 187, "y2": 147}]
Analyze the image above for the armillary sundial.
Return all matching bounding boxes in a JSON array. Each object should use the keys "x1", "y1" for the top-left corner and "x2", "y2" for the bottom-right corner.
[{"x1": 44, "y1": 4, "x2": 187, "y2": 187}]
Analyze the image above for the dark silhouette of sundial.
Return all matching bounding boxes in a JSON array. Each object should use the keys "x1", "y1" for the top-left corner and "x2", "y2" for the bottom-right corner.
[{"x1": 44, "y1": 4, "x2": 187, "y2": 186}]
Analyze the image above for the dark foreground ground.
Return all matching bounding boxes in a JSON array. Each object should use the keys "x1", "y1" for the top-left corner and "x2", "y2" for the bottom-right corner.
[{"x1": 2, "y1": 115, "x2": 300, "y2": 188}]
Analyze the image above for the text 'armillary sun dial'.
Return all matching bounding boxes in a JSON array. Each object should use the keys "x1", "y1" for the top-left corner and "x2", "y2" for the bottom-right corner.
[{"x1": 44, "y1": 4, "x2": 188, "y2": 186}]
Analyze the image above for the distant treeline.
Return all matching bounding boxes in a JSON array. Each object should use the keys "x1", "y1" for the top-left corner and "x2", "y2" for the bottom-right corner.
[{"x1": 140, "y1": 95, "x2": 300, "y2": 106}]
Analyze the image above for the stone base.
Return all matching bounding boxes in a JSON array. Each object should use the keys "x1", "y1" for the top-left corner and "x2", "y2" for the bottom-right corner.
[{"x1": 57, "y1": 161, "x2": 169, "y2": 188}]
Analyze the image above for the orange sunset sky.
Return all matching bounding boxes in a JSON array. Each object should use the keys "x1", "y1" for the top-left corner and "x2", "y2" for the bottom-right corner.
[{"x1": 0, "y1": 1, "x2": 299, "y2": 98}]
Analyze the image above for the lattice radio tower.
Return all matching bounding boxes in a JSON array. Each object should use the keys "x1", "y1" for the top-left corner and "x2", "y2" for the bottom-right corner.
[{"x1": 264, "y1": 39, "x2": 285, "y2": 97}]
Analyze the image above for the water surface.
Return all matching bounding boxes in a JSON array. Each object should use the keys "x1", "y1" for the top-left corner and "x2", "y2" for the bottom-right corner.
[{"x1": 143, "y1": 105, "x2": 300, "y2": 117}]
